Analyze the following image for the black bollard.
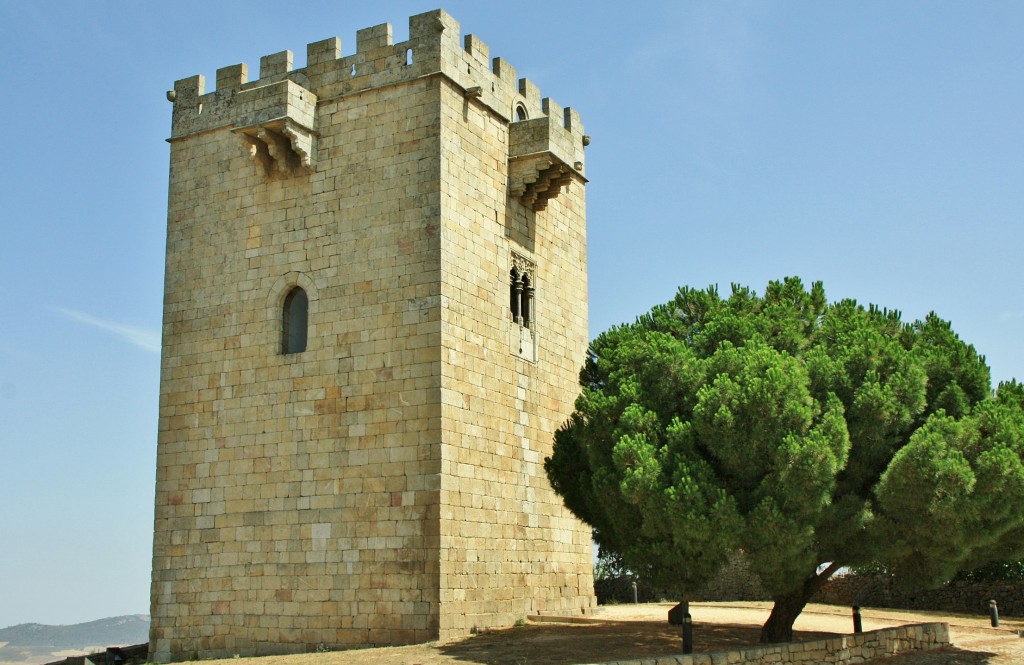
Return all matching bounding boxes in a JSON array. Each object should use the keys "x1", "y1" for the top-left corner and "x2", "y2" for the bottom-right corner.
[
  {"x1": 990, "y1": 600, "x2": 1000, "y2": 628},
  {"x1": 682, "y1": 612, "x2": 693, "y2": 654},
  {"x1": 852, "y1": 605, "x2": 863, "y2": 634}
]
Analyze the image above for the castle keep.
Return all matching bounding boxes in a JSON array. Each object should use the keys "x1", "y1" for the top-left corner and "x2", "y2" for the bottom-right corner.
[{"x1": 150, "y1": 10, "x2": 594, "y2": 661}]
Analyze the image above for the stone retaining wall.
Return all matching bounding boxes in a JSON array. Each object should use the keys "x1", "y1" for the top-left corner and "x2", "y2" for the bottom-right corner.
[
  {"x1": 597, "y1": 551, "x2": 1024, "y2": 618},
  {"x1": 596, "y1": 551, "x2": 769, "y2": 605},
  {"x1": 816, "y1": 575, "x2": 1024, "y2": 616},
  {"x1": 689, "y1": 551, "x2": 769, "y2": 602},
  {"x1": 585, "y1": 623, "x2": 949, "y2": 665}
]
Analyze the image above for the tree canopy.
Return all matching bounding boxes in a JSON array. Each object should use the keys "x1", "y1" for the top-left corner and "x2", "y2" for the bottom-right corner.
[{"x1": 545, "y1": 278, "x2": 1024, "y2": 642}]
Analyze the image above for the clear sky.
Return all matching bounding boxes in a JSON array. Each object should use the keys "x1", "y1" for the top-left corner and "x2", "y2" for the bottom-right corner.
[{"x1": 1, "y1": 1, "x2": 1021, "y2": 628}]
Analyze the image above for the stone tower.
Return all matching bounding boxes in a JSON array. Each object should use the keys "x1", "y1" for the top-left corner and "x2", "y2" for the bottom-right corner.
[{"x1": 150, "y1": 9, "x2": 593, "y2": 662}]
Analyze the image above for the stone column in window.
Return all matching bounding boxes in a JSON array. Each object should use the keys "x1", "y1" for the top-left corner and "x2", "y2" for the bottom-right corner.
[
  {"x1": 510, "y1": 269, "x2": 523, "y2": 325},
  {"x1": 522, "y1": 275, "x2": 533, "y2": 328}
]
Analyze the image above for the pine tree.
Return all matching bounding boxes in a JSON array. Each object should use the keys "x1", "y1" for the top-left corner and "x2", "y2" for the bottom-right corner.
[{"x1": 546, "y1": 277, "x2": 1024, "y2": 642}]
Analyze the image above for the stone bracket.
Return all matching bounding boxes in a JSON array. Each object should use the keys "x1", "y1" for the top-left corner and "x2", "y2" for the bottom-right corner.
[
  {"x1": 509, "y1": 156, "x2": 576, "y2": 212},
  {"x1": 236, "y1": 119, "x2": 315, "y2": 178}
]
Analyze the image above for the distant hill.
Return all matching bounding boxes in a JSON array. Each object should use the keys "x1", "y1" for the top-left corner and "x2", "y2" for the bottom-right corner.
[{"x1": 0, "y1": 615, "x2": 148, "y2": 665}]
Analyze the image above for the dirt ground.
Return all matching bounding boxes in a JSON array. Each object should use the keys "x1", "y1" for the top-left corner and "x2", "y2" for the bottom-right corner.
[{"x1": 221, "y1": 602, "x2": 1024, "y2": 665}]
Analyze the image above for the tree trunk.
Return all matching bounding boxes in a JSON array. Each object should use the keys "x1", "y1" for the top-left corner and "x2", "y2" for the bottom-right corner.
[
  {"x1": 760, "y1": 587, "x2": 811, "y2": 643},
  {"x1": 760, "y1": 562, "x2": 842, "y2": 644}
]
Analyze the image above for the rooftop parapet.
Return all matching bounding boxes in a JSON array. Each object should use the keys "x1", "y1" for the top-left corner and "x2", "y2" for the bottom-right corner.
[{"x1": 167, "y1": 10, "x2": 586, "y2": 175}]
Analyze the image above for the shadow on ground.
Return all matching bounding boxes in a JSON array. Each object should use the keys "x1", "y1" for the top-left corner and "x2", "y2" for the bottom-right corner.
[{"x1": 437, "y1": 621, "x2": 839, "y2": 665}]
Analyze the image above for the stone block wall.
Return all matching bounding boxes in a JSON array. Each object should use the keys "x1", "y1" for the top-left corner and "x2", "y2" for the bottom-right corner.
[
  {"x1": 154, "y1": 72, "x2": 446, "y2": 658},
  {"x1": 436, "y1": 77, "x2": 593, "y2": 637},
  {"x1": 152, "y1": 9, "x2": 593, "y2": 662}
]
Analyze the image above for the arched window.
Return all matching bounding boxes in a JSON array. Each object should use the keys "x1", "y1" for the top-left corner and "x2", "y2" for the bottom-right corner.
[
  {"x1": 282, "y1": 287, "x2": 308, "y2": 354},
  {"x1": 509, "y1": 268, "x2": 534, "y2": 328}
]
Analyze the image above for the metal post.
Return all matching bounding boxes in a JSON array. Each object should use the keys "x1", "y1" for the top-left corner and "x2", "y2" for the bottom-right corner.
[
  {"x1": 852, "y1": 605, "x2": 863, "y2": 634},
  {"x1": 682, "y1": 611, "x2": 693, "y2": 654},
  {"x1": 631, "y1": 580, "x2": 638, "y2": 604},
  {"x1": 990, "y1": 599, "x2": 1000, "y2": 628}
]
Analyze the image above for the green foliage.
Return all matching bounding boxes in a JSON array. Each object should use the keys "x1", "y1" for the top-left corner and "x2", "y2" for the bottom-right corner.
[
  {"x1": 546, "y1": 278, "x2": 1024, "y2": 603},
  {"x1": 593, "y1": 546, "x2": 629, "y2": 581},
  {"x1": 955, "y1": 558, "x2": 1024, "y2": 582}
]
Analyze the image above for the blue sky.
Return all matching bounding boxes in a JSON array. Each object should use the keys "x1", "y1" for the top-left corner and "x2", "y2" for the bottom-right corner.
[{"x1": 1, "y1": 1, "x2": 1021, "y2": 628}]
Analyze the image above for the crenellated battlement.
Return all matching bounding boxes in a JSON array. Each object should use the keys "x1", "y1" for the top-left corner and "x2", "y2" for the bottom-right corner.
[{"x1": 168, "y1": 9, "x2": 586, "y2": 177}]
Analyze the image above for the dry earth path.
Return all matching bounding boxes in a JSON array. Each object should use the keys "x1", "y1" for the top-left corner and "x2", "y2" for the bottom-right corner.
[{"x1": 216, "y1": 602, "x2": 1024, "y2": 665}]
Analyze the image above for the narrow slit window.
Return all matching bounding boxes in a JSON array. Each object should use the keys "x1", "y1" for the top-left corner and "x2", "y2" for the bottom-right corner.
[{"x1": 282, "y1": 287, "x2": 308, "y2": 354}]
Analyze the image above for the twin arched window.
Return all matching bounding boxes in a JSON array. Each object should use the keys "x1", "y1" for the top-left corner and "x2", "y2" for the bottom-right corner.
[
  {"x1": 510, "y1": 268, "x2": 534, "y2": 328},
  {"x1": 282, "y1": 287, "x2": 308, "y2": 354}
]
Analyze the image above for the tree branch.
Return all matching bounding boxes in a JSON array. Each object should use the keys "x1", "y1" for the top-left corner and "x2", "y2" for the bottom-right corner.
[{"x1": 806, "y1": 561, "x2": 843, "y2": 596}]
